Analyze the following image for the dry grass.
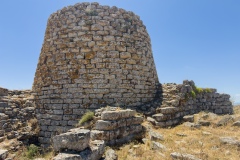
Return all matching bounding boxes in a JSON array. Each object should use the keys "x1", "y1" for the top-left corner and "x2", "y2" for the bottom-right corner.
[{"x1": 116, "y1": 106, "x2": 240, "y2": 160}]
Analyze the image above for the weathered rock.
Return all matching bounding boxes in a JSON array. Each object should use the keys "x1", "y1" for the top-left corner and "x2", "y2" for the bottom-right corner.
[
  {"x1": 183, "y1": 115, "x2": 194, "y2": 122},
  {"x1": 149, "y1": 130, "x2": 164, "y2": 141},
  {"x1": 151, "y1": 141, "x2": 166, "y2": 150},
  {"x1": 232, "y1": 121, "x2": 240, "y2": 127},
  {"x1": 105, "y1": 148, "x2": 118, "y2": 160},
  {"x1": 198, "y1": 120, "x2": 210, "y2": 126},
  {"x1": 142, "y1": 138, "x2": 149, "y2": 144},
  {"x1": 147, "y1": 117, "x2": 156, "y2": 124},
  {"x1": 219, "y1": 137, "x2": 240, "y2": 147},
  {"x1": 52, "y1": 129, "x2": 90, "y2": 152},
  {"x1": 171, "y1": 152, "x2": 201, "y2": 160},
  {"x1": 216, "y1": 115, "x2": 234, "y2": 126},
  {"x1": 0, "y1": 149, "x2": 8, "y2": 160},
  {"x1": 53, "y1": 140, "x2": 105, "y2": 160},
  {"x1": 183, "y1": 122, "x2": 201, "y2": 129},
  {"x1": 101, "y1": 110, "x2": 136, "y2": 121}
]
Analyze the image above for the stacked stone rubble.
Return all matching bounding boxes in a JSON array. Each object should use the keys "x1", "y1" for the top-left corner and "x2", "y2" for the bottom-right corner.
[
  {"x1": 151, "y1": 80, "x2": 233, "y2": 127},
  {"x1": 0, "y1": 88, "x2": 36, "y2": 141},
  {"x1": 91, "y1": 107, "x2": 144, "y2": 145},
  {"x1": 52, "y1": 128, "x2": 105, "y2": 160},
  {"x1": 33, "y1": 2, "x2": 159, "y2": 145}
]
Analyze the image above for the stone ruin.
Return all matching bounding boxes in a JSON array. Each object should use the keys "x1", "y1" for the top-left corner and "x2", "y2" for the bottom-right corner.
[
  {"x1": 32, "y1": 2, "x2": 159, "y2": 145},
  {"x1": 0, "y1": 2, "x2": 233, "y2": 155}
]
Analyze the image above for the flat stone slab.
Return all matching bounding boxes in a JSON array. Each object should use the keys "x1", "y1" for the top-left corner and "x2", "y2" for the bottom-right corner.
[
  {"x1": 158, "y1": 107, "x2": 177, "y2": 114},
  {"x1": 183, "y1": 115, "x2": 194, "y2": 122},
  {"x1": 0, "y1": 149, "x2": 8, "y2": 160},
  {"x1": 151, "y1": 141, "x2": 166, "y2": 150},
  {"x1": 91, "y1": 124, "x2": 143, "y2": 141},
  {"x1": 95, "y1": 116, "x2": 143, "y2": 130},
  {"x1": 101, "y1": 109, "x2": 136, "y2": 120},
  {"x1": 52, "y1": 129, "x2": 90, "y2": 152},
  {"x1": 152, "y1": 113, "x2": 166, "y2": 121},
  {"x1": 53, "y1": 140, "x2": 105, "y2": 160},
  {"x1": 219, "y1": 137, "x2": 240, "y2": 147},
  {"x1": 171, "y1": 152, "x2": 201, "y2": 160}
]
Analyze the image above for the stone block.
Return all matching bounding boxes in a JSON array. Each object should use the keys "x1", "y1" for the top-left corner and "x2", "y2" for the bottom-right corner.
[
  {"x1": 101, "y1": 109, "x2": 136, "y2": 120},
  {"x1": 52, "y1": 129, "x2": 90, "y2": 152},
  {"x1": 159, "y1": 107, "x2": 177, "y2": 114}
]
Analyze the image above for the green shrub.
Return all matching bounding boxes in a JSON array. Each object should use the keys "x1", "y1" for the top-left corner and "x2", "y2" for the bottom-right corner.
[
  {"x1": 190, "y1": 90, "x2": 196, "y2": 98},
  {"x1": 26, "y1": 144, "x2": 39, "y2": 159},
  {"x1": 79, "y1": 111, "x2": 94, "y2": 125},
  {"x1": 195, "y1": 87, "x2": 203, "y2": 94},
  {"x1": 204, "y1": 88, "x2": 212, "y2": 93}
]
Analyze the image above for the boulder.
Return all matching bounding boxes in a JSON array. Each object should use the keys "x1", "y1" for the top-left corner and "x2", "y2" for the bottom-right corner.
[
  {"x1": 52, "y1": 129, "x2": 90, "y2": 152},
  {"x1": 151, "y1": 141, "x2": 166, "y2": 150},
  {"x1": 105, "y1": 148, "x2": 118, "y2": 160},
  {"x1": 149, "y1": 130, "x2": 164, "y2": 141},
  {"x1": 232, "y1": 121, "x2": 240, "y2": 127},
  {"x1": 219, "y1": 137, "x2": 240, "y2": 147},
  {"x1": 0, "y1": 149, "x2": 8, "y2": 160},
  {"x1": 171, "y1": 152, "x2": 201, "y2": 160},
  {"x1": 216, "y1": 115, "x2": 234, "y2": 126}
]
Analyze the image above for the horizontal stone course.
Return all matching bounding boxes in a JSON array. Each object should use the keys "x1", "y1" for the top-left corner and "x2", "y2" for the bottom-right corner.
[{"x1": 33, "y1": 2, "x2": 158, "y2": 145}]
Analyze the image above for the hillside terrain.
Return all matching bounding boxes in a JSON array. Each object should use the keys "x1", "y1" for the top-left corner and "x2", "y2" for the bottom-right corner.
[{"x1": 2, "y1": 105, "x2": 237, "y2": 160}]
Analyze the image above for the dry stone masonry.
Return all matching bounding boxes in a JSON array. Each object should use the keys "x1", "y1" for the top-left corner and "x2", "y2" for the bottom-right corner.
[
  {"x1": 33, "y1": 2, "x2": 159, "y2": 145},
  {"x1": 0, "y1": 88, "x2": 36, "y2": 143},
  {"x1": 149, "y1": 80, "x2": 233, "y2": 127},
  {"x1": 91, "y1": 107, "x2": 144, "y2": 145}
]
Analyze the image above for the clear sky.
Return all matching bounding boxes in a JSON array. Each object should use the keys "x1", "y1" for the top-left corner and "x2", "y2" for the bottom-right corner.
[{"x1": 0, "y1": 0, "x2": 239, "y2": 103}]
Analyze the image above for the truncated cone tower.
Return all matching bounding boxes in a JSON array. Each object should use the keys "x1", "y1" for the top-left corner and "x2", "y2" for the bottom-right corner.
[{"x1": 33, "y1": 2, "x2": 159, "y2": 144}]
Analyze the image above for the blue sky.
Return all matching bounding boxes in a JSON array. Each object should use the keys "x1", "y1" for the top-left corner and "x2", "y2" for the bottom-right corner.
[{"x1": 0, "y1": 0, "x2": 239, "y2": 103}]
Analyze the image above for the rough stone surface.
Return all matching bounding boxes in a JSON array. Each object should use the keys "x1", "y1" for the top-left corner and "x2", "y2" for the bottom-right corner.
[
  {"x1": 216, "y1": 115, "x2": 234, "y2": 126},
  {"x1": 53, "y1": 140, "x2": 105, "y2": 160},
  {"x1": 0, "y1": 149, "x2": 8, "y2": 160},
  {"x1": 32, "y1": 2, "x2": 159, "y2": 145},
  {"x1": 183, "y1": 115, "x2": 194, "y2": 122},
  {"x1": 151, "y1": 141, "x2": 166, "y2": 150},
  {"x1": 52, "y1": 129, "x2": 90, "y2": 152},
  {"x1": 105, "y1": 148, "x2": 118, "y2": 160},
  {"x1": 92, "y1": 108, "x2": 143, "y2": 145},
  {"x1": 232, "y1": 121, "x2": 240, "y2": 127},
  {"x1": 219, "y1": 137, "x2": 240, "y2": 147},
  {"x1": 171, "y1": 152, "x2": 201, "y2": 160},
  {"x1": 149, "y1": 130, "x2": 164, "y2": 141},
  {"x1": 151, "y1": 80, "x2": 233, "y2": 127}
]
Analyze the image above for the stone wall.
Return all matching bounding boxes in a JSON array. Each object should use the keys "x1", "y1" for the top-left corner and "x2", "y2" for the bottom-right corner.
[
  {"x1": 150, "y1": 80, "x2": 233, "y2": 127},
  {"x1": 0, "y1": 88, "x2": 36, "y2": 142},
  {"x1": 91, "y1": 107, "x2": 144, "y2": 145},
  {"x1": 33, "y1": 2, "x2": 159, "y2": 145}
]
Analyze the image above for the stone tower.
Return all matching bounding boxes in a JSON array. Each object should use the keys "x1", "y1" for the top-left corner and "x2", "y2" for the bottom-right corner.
[{"x1": 33, "y1": 2, "x2": 159, "y2": 144}]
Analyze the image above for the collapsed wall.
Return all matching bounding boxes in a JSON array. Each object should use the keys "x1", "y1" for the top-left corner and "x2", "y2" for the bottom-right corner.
[
  {"x1": 150, "y1": 80, "x2": 233, "y2": 127},
  {"x1": 32, "y1": 2, "x2": 159, "y2": 144},
  {"x1": 0, "y1": 88, "x2": 36, "y2": 143}
]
